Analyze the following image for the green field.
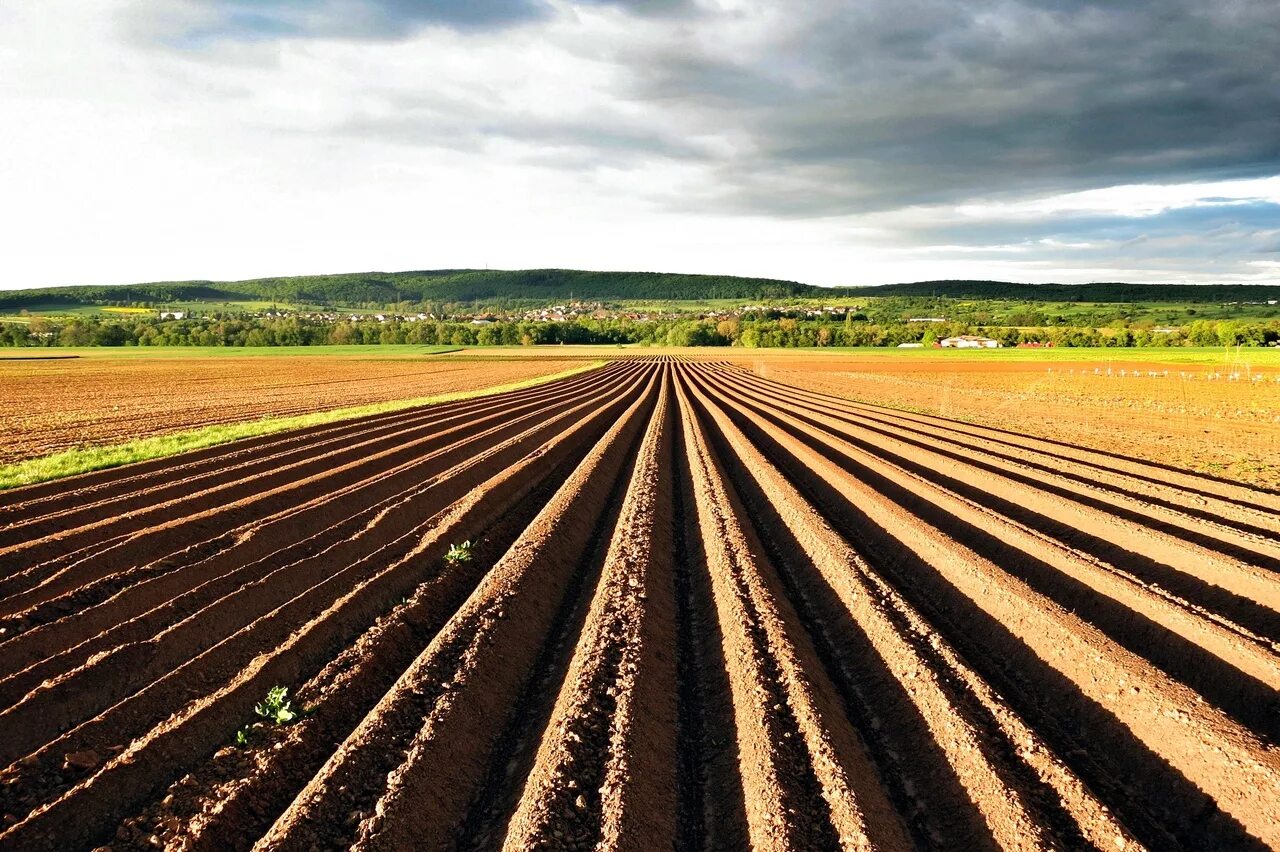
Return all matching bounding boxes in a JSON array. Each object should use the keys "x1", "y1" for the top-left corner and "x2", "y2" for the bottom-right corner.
[
  {"x1": 0, "y1": 345, "x2": 464, "y2": 359},
  {"x1": 6, "y1": 343, "x2": 1276, "y2": 366},
  {"x1": 740, "y1": 345, "x2": 1280, "y2": 366}
]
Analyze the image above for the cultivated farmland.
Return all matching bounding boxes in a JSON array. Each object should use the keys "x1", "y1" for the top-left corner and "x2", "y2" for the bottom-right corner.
[
  {"x1": 754, "y1": 352, "x2": 1280, "y2": 489},
  {"x1": 0, "y1": 357, "x2": 1277, "y2": 850},
  {"x1": 0, "y1": 352, "x2": 582, "y2": 464}
]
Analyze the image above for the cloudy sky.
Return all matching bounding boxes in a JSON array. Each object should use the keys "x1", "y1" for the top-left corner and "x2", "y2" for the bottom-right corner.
[{"x1": 2, "y1": 0, "x2": 1278, "y2": 289}]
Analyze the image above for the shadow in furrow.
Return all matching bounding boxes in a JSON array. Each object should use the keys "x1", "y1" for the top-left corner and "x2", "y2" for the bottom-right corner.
[
  {"x1": 725, "y1": 371, "x2": 1280, "y2": 570},
  {"x1": 455, "y1": 429, "x2": 641, "y2": 851},
  {"x1": 720, "y1": 402, "x2": 1265, "y2": 852},
  {"x1": 679, "y1": 384, "x2": 850, "y2": 852},
  {"x1": 671, "y1": 417, "x2": 749, "y2": 852},
  {"x1": 702, "y1": 416, "x2": 1005, "y2": 850},
  {"x1": 723, "y1": 385, "x2": 1280, "y2": 743}
]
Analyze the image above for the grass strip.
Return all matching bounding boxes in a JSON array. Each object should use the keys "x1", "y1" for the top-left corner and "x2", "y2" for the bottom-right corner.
[{"x1": 0, "y1": 361, "x2": 605, "y2": 490}]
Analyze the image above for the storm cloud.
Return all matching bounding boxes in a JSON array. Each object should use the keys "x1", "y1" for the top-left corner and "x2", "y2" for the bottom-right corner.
[
  {"x1": 1, "y1": 0, "x2": 1277, "y2": 286},
  {"x1": 182, "y1": 0, "x2": 1279, "y2": 212}
]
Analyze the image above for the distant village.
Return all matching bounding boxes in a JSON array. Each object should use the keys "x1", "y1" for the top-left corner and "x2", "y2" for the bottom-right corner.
[{"x1": 159, "y1": 301, "x2": 867, "y2": 325}]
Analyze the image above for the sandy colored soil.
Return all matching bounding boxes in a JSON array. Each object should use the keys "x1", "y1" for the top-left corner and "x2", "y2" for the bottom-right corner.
[
  {"x1": 746, "y1": 355, "x2": 1280, "y2": 490},
  {"x1": 0, "y1": 354, "x2": 582, "y2": 464},
  {"x1": 0, "y1": 358, "x2": 1277, "y2": 850}
]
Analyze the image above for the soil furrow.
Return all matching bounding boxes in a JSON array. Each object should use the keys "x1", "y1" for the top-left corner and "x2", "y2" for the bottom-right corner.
[
  {"x1": 0, "y1": 357, "x2": 1272, "y2": 851},
  {"x1": 686, "y1": 365, "x2": 1141, "y2": 850},
  {"x1": 0, "y1": 362, "x2": 617, "y2": 523},
  {"x1": 252, "y1": 370, "x2": 661, "y2": 852},
  {"x1": 754, "y1": 367, "x2": 1280, "y2": 515},
  {"x1": 701, "y1": 369, "x2": 1280, "y2": 741},
  {"x1": 0, "y1": 374, "x2": 645, "y2": 747},
  {"x1": 0, "y1": 367, "x2": 648, "y2": 704},
  {"x1": 0, "y1": 374, "x2": 655, "y2": 849},
  {"x1": 496, "y1": 367, "x2": 678, "y2": 852},
  {"x1": 0, "y1": 364, "x2": 622, "y2": 547},
  {"x1": 707, "y1": 370, "x2": 1279, "y2": 848},
  {"x1": 675, "y1": 370, "x2": 910, "y2": 852},
  {"x1": 0, "y1": 365, "x2": 634, "y2": 588},
  {"x1": 733, "y1": 369, "x2": 1280, "y2": 556}
]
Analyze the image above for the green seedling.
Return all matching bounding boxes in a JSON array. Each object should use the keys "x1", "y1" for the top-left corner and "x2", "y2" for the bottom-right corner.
[
  {"x1": 444, "y1": 540, "x2": 474, "y2": 566},
  {"x1": 235, "y1": 685, "x2": 305, "y2": 747},
  {"x1": 254, "y1": 685, "x2": 297, "y2": 725}
]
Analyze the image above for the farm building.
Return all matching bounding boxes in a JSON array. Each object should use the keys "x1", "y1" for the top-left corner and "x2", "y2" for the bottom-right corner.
[
  {"x1": 940, "y1": 335, "x2": 1001, "y2": 349},
  {"x1": 158, "y1": 310, "x2": 186, "y2": 320}
]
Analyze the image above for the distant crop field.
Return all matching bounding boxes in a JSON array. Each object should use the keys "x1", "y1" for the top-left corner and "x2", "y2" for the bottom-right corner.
[
  {"x1": 0, "y1": 344, "x2": 464, "y2": 360},
  {"x1": 751, "y1": 350, "x2": 1280, "y2": 488},
  {"x1": 0, "y1": 353, "x2": 586, "y2": 468}
]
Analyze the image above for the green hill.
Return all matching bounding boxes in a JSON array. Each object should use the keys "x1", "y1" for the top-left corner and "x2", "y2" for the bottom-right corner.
[
  {"x1": 2, "y1": 269, "x2": 1278, "y2": 310},
  {"x1": 835, "y1": 280, "x2": 1280, "y2": 302},
  {"x1": 0, "y1": 269, "x2": 811, "y2": 310}
]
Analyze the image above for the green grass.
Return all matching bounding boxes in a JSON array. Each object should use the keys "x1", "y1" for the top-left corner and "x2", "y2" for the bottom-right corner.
[
  {"x1": 0, "y1": 361, "x2": 603, "y2": 490},
  {"x1": 0, "y1": 345, "x2": 463, "y2": 359},
  {"x1": 759, "y1": 346, "x2": 1280, "y2": 366}
]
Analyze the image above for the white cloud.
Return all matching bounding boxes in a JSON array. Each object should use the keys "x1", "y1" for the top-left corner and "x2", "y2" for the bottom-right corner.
[{"x1": 0, "y1": 0, "x2": 1277, "y2": 290}]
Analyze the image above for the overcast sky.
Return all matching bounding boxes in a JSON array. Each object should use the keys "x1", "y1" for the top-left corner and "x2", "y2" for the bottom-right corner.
[{"x1": 2, "y1": 0, "x2": 1278, "y2": 289}]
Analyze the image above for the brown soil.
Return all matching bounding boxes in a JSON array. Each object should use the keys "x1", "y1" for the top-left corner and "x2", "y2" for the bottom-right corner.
[
  {"x1": 0, "y1": 354, "x2": 582, "y2": 464},
  {"x1": 750, "y1": 355, "x2": 1280, "y2": 490},
  {"x1": 0, "y1": 357, "x2": 1276, "y2": 851}
]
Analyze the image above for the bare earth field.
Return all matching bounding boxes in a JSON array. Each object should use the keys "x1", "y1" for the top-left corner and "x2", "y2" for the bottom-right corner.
[
  {"x1": 745, "y1": 353, "x2": 1280, "y2": 490},
  {"x1": 0, "y1": 354, "x2": 581, "y2": 464},
  {"x1": 0, "y1": 357, "x2": 1277, "y2": 850}
]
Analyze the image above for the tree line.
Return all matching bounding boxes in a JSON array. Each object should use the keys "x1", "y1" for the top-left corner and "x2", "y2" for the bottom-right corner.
[{"x1": 3, "y1": 314, "x2": 1279, "y2": 348}]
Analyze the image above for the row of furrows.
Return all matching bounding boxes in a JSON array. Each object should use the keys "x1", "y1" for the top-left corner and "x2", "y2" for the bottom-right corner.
[
  {"x1": 748, "y1": 363, "x2": 1280, "y2": 522},
  {"x1": 2, "y1": 362, "x2": 538, "y2": 463},
  {"x1": 1, "y1": 357, "x2": 1277, "y2": 850},
  {"x1": 0, "y1": 367, "x2": 650, "y2": 762},
  {"x1": 250, "y1": 367, "x2": 667, "y2": 852},
  {"x1": 698, "y1": 365, "x2": 1280, "y2": 729},
  {"x1": 0, "y1": 363, "x2": 632, "y2": 608},
  {"x1": 682, "y1": 361, "x2": 1279, "y2": 849},
  {"x1": 0, "y1": 362, "x2": 607, "y2": 527},
  {"x1": 0, "y1": 363, "x2": 656, "y2": 849},
  {"x1": 0, "y1": 365, "x2": 601, "y2": 533},
  {"x1": 735, "y1": 365, "x2": 1280, "y2": 557},
  {"x1": 0, "y1": 364, "x2": 644, "y2": 709}
]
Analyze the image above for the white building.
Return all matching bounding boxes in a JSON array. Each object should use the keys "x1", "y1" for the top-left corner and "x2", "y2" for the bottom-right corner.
[{"x1": 940, "y1": 335, "x2": 1000, "y2": 349}]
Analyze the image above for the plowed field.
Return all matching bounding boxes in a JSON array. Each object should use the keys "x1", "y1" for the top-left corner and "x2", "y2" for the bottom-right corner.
[
  {"x1": 1, "y1": 358, "x2": 1277, "y2": 851},
  {"x1": 0, "y1": 355, "x2": 581, "y2": 464},
  {"x1": 754, "y1": 355, "x2": 1280, "y2": 490}
]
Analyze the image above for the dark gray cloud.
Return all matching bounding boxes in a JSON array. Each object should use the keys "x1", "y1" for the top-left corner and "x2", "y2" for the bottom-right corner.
[
  {"x1": 159, "y1": 0, "x2": 1280, "y2": 244},
  {"x1": 614, "y1": 0, "x2": 1280, "y2": 217}
]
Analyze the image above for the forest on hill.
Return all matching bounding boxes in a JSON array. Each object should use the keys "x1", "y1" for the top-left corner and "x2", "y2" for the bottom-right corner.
[
  {"x1": 0, "y1": 269, "x2": 810, "y2": 309},
  {"x1": 3, "y1": 269, "x2": 1280, "y2": 311}
]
